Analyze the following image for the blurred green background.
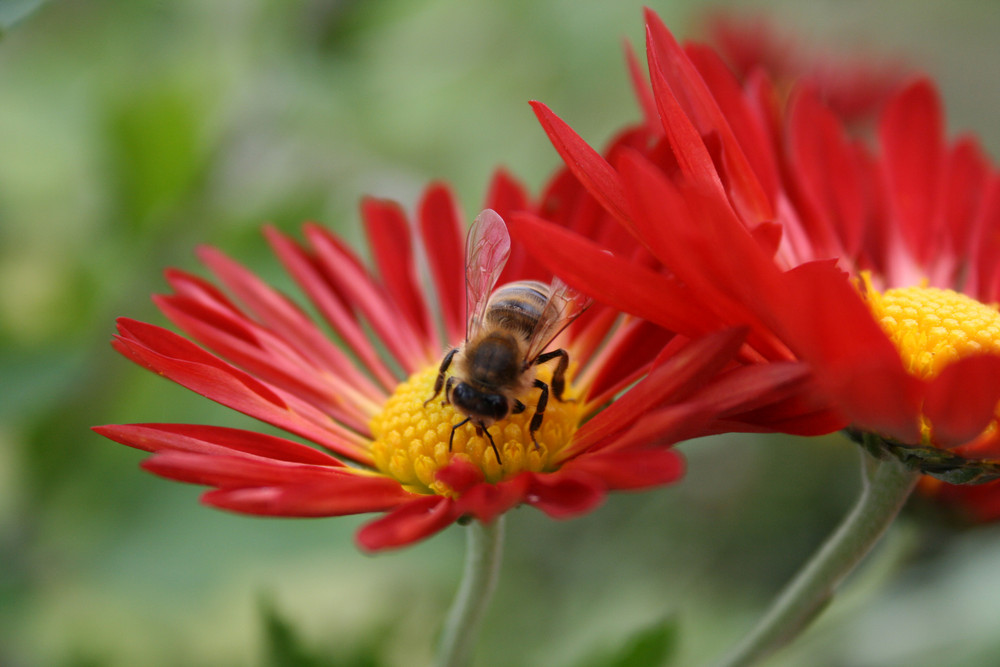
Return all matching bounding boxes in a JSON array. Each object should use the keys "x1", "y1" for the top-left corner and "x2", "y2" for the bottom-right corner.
[{"x1": 4, "y1": 1, "x2": 1000, "y2": 665}]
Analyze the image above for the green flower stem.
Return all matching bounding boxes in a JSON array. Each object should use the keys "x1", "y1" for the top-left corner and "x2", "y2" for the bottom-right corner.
[
  {"x1": 435, "y1": 516, "x2": 506, "y2": 667},
  {"x1": 713, "y1": 449, "x2": 921, "y2": 667}
]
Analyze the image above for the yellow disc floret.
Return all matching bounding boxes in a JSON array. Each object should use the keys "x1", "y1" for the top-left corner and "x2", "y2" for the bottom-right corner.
[
  {"x1": 865, "y1": 279, "x2": 1000, "y2": 379},
  {"x1": 369, "y1": 364, "x2": 583, "y2": 496}
]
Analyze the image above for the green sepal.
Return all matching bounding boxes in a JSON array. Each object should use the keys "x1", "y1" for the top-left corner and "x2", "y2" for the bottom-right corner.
[{"x1": 845, "y1": 428, "x2": 1000, "y2": 485}]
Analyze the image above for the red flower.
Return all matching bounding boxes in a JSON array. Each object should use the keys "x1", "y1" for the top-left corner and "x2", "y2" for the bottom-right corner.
[
  {"x1": 703, "y1": 12, "x2": 908, "y2": 123},
  {"x1": 95, "y1": 170, "x2": 802, "y2": 551},
  {"x1": 511, "y1": 9, "x2": 1000, "y2": 478}
]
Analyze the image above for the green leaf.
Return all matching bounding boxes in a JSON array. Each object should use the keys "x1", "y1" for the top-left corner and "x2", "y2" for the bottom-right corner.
[
  {"x1": 580, "y1": 617, "x2": 679, "y2": 667},
  {"x1": 259, "y1": 596, "x2": 383, "y2": 667},
  {"x1": 260, "y1": 596, "x2": 327, "y2": 667}
]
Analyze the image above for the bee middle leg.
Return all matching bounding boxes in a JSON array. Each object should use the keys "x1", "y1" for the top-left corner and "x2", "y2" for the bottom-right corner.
[
  {"x1": 528, "y1": 378, "x2": 549, "y2": 449},
  {"x1": 533, "y1": 349, "x2": 569, "y2": 400},
  {"x1": 424, "y1": 348, "x2": 458, "y2": 407}
]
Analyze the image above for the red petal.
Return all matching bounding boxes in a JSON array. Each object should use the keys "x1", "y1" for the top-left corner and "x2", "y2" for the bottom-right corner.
[
  {"x1": 92, "y1": 423, "x2": 342, "y2": 465},
  {"x1": 507, "y1": 213, "x2": 711, "y2": 335},
  {"x1": 525, "y1": 471, "x2": 605, "y2": 519},
  {"x1": 571, "y1": 328, "x2": 745, "y2": 454},
  {"x1": 154, "y1": 291, "x2": 373, "y2": 433},
  {"x1": 305, "y1": 224, "x2": 428, "y2": 372},
  {"x1": 924, "y1": 355, "x2": 1000, "y2": 448},
  {"x1": 356, "y1": 495, "x2": 459, "y2": 552},
  {"x1": 201, "y1": 476, "x2": 416, "y2": 517},
  {"x1": 644, "y1": 24, "x2": 727, "y2": 197},
  {"x1": 691, "y1": 361, "x2": 813, "y2": 420},
  {"x1": 362, "y1": 197, "x2": 438, "y2": 351},
  {"x1": 530, "y1": 101, "x2": 631, "y2": 226},
  {"x1": 265, "y1": 226, "x2": 399, "y2": 392},
  {"x1": 786, "y1": 89, "x2": 867, "y2": 260},
  {"x1": 686, "y1": 41, "x2": 780, "y2": 204},
  {"x1": 112, "y1": 318, "x2": 372, "y2": 464},
  {"x1": 196, "y1": 245, "x2": 385, "y2": 385},
  {"x1": 418, "y1": 183, "x2": 467, "y2": 345},
  {"x1": 644, "y1": 9, "x2": 773, "y2": 221},
  {"x1": 624, "y1": 39, "x2": 659, "y2": 132},
  {"x1": 435, "y1": 456, "x2": 485, "y2": 494},
  {"x1": 616, "y1": 150, "x2": 789, "y2": 360},
  {"x1": 583, "y1": 318, "x2": 675, "y2": 408},
  {"x1": 777, "y1": 262, "x2": 923, "y2": 442},
  {"x1": 879, "y1": 78, "x2": 944, "y2": 266},
  {"x1": 602, "y1": 403, "x2": 710, "y2": 452},
  {"x1": 565, "y1": 447, "x2": 684, "y2": 491},
  {"x1": 455, "y1": 475, "x2": 530, "y2": 524}
]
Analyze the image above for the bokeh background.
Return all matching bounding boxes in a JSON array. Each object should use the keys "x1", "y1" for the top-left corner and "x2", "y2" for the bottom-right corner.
[{"x1": 4, "y1": 1, "x2": 1000, "y2": 665}]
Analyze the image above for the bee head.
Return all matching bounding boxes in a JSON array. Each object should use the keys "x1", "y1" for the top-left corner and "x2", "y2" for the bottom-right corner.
[{"x1": 450, "y1": 381, "x2": 509, "y2": 424}]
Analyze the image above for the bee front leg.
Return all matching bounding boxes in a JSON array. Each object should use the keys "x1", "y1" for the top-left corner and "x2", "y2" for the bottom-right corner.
[
  {"x1": 533, "y1": 348, "x2": 569, "y2": 401},
  {"x1": 449, "y1": 417, "x2": 471, "y2": 452},
  {"x1": 424, "y1": 348, "x2": 458, "y2": 407},
  {"x1": 528, "y1": 378, "x2": 549, "y2": 449},
  {"x1": 479, "y1": 423, "x2": 501, "y2": 464}
]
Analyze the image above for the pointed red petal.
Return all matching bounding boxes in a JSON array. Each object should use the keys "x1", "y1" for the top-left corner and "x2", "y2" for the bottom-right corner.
[
  {"x1": 624, "y1": 39, "x2": 659, "y2": 132},
  {"x1": 455, "y1": 474, "x2": 531, "y2": 524},
  {"x1": 362, "y1": 196, "x2": 438, "y2": 351},
  {"x1": 508, "y1": 212, "x2": 710, "y2": 335},
  {"x1": 644, "y1": 9, "x2": 772, "y2": 221},
  {"x1": 924, "y1": 355, "x2": 1000, "y2": 448},
  {"x1": 93, "y1": 423, "x2": 343, "y2": 465},
  {"x1": 305, "y1": 224, "x2": 428, "y2": 372},
  {"x1": 571, "y1": 328, "x2": 746, "y2": 454},
  {"x1": 418, "y1": 183, "x2": 467, "y2": 345},
  {"x1": 777, "y1": 262, "x2": 923, "y2": 442},
  {"x1": 154, "y1": 291, "x2": 374, "y2": 433},
  {"x1": 530, "y1": 101, "x2": 631, "y2": 225},
  {"x1": 879, "y1": 78, "x2": 945, "y2": 265},
  {"x1": 201, "y1": 475, "x2": 416, "y2": 517},
  {"x1": 141, "y1": 451, "x2": 347, "y2": 487},
  {"x1": 786, "y1": 89, "x2": 867, "y2": 260},
  {"x1": 565, "y1": 447, "x2": 684, "y2": 491},
  {"x1": 265, "y1": 226, "x2": 400, "y2": 392},
  {"x1": 112, "y1": 318, "x2": 372, "y2": 463},
  {"x1": 525, "y1": 471, "x2": 605, "y2": 519},
  {"x1": 435, "y1": 456, "x2": 485, "y2": 494},
  {"x1": 355, "y1": 495, "x2": 458, "y2": 552}
]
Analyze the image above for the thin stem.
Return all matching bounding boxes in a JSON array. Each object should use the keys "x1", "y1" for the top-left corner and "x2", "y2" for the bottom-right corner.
[
  {"x1": 435, "y1": 516, "x2": 506, "y2": 667},
  {"x1": 713, "y1": 450, "x2": 920, "y2": 667}
]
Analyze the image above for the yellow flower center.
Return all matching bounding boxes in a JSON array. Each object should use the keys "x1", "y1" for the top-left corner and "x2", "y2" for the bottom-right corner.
[
  {"x1": 369, "y1": 364, "x2": 583, "y2": 496},
  {"x1": 866, "y1": 282, "x2": 1000, "y2": 379}
]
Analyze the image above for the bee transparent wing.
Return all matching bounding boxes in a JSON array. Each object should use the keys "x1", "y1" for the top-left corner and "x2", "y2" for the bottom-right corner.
[
  {"x1": 465, "y1": 209, "x2": 511, "y2": 340},
  {"x1": 524, "y1": 276, "x2": 593, "y2": 364}
]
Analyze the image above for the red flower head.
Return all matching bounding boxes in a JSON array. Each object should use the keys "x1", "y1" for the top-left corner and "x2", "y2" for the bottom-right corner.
[
  {"x1": 95, "y1": 170, "x2": 800, "y2": 551},
  {"x1": 703, "y1": 12, "x2": 908, "y2": 123},
  {"x1": 511, "y1": 9, "x2": 1000, "y2": 485}
]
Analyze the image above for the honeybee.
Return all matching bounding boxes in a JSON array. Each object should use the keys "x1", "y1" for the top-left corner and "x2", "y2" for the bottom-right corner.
[{"x1": 425, "y1": 209, "x2": 591, "y2": 464}]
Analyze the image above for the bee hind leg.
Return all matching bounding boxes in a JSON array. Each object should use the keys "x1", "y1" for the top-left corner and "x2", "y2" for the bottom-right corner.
[
  {"x1": 533, "y1": 349, "x2": 570, "y2": 401},
  {"x1": 424, "y1": 348, "x2": 458, "y2": 407}
]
